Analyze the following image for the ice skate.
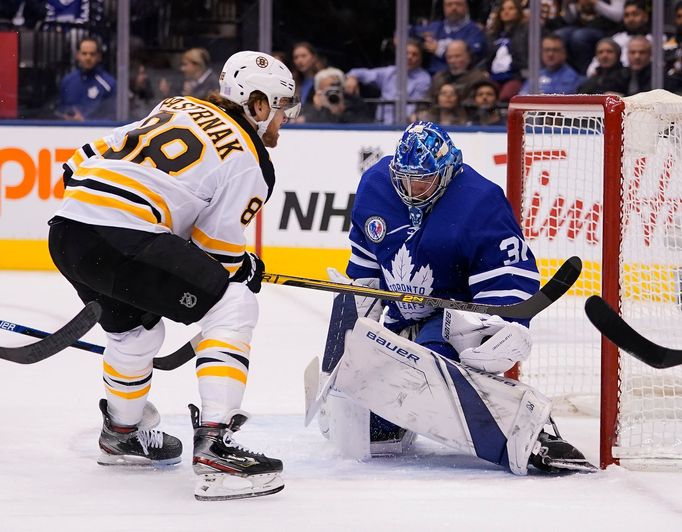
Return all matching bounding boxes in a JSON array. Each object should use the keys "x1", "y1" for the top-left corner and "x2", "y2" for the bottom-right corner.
[
  {"x1": 369, "y1": 415, "x2": 416, "y2": 457},
  {"x1": 189, "y1": 404, "x2": 284, "y2": 501},
  {"x1": 529, "y1": 420, "x2": 597, "y2": 473},
  {"x1": 97, "y1": 399, "x2": 182, "y2": 466}
]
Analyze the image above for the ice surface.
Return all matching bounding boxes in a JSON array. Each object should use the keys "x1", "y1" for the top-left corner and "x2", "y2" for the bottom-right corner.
[{"x1": 0, "y1": 272, "x2": 680, "y2": 531}]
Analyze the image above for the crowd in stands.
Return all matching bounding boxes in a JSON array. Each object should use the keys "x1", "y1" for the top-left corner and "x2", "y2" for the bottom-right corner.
[{"x1": 2, "y1": 0, "x2": 682, "y2": 126}]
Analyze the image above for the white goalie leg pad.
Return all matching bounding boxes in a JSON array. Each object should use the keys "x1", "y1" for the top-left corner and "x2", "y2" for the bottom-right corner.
[
  {"x1": 458, "y1": 322, "x2": 532, "y2": 374},
  {"x1": 325, "y1": 387, "x2": 371, "y2": 460},
  {"x1": 334, "y1": 318, "x2": 552, "y2": 474}
]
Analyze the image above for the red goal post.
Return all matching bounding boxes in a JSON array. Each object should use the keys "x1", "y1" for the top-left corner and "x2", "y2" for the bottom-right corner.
[{"x1": 505, "y1": 92, "x2": 682, "y2": 469}]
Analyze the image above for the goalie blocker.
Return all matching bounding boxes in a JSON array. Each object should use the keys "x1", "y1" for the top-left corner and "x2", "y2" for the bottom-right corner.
[{"x1": 320, "y1": 318, "x2": 596, "y2": 474}]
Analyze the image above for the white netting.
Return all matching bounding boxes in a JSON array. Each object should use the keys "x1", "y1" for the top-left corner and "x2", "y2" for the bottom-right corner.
[{"x1": 514, "y1": 91, "x2": 682, "y2": 465}]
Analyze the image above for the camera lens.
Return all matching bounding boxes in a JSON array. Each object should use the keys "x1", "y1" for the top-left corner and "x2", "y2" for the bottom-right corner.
[{"x1": 327, "y1": 93, "x2": 341, "y2": 104}]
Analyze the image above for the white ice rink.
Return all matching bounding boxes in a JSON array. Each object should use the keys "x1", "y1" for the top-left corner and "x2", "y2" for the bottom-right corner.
[{"x1": 1, "y1": 271, "x2": 681, "y2": 532}]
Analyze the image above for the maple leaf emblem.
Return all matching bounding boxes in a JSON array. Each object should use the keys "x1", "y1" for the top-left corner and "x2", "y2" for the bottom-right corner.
[{"x1": 381, "y1": 245, "x2": 434, "y2": 320}]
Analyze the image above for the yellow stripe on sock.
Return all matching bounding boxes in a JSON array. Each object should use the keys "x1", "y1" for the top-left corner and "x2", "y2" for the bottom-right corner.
[
  {"x1": 197, "y1": 339, "x2": 250, "y2": 353},
  {"x1": 103, "y1": 361, "x2": 150, "y2": 380},
  {"x1": 196, "y1": 366, "x2": 247, "y2": 384},
  {"x1": 105, "y1": 383, "x2": 151, "y2": 399}
]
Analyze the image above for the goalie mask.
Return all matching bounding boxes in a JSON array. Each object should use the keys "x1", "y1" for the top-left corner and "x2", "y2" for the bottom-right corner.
[
  {"x1": 389, "y1": 121, "x2": 463, "y2": 208},
  {"x1": 219, "y1": 51, "x2": 301, "y2": 137}
]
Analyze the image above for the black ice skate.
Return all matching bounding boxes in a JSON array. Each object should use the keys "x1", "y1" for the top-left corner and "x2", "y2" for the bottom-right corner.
[
  {"x1": 189, "y1": 404, "x2": 284, "y2": 501},
  {"x1": 529, "y1": 420, "x2": 597, "y2": 473},
  {"x1": 97, "y1": 399, "x2": 182, "y2": 467}
]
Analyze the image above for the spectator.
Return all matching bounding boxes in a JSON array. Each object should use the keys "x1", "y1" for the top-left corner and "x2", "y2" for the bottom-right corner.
[
  {"x1": 158, "y1": 48, "x2": 220, "y2": 101},
  {"x1": 585, "y1": 0, "x2": 651, "y2": 76},
  {"x1": 466, "y1": 79, "x2": 505, "y2": 126},
  {"x1": 292, "y1": 42, "x2": 323, "y2": 106},
  {"x1": 413, "y1": 82, "x2": 469, "y2": 126},
  {"x1": 520, "y1": 34, "x2": 583, "y2": 95},
  {"x1": 129, "y1": 61, "x2": 154, "y2": 121},
  {"x1": 298, "y1": 67, "x2": 371, "y2": 123},
  {"x1": 345, "y1": 39, "x2": 431, "y2": 125},
  {"x1": 624, "y1": 35, "x2": 652, "y2": 95},
  {"x1": 577, "y1": 37, "x2": 629, "y2": 94},
  {"x1": 553, "y1": 0, "x2": 625, "y2": 75},
  {"x1": 431, "y1": 40, "x2": 489, "y2": 98},
  {"x1": 57, "y1": 37, "x2": 116, "y2": 121},
  {"x1": 481, "y1": 0, "x2": 528, "y2": 102},
  {"x1": 411, "y1": 0, "x2": 487, "y2": 74},
  {"x1": 664, "y1": 1, "x2": 682, "y2": 88}
]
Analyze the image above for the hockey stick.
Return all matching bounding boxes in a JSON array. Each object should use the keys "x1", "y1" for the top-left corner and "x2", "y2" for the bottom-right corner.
[
  {"x1": 585, "y1": 295, "x2": 682, "y2": 369},
  {"x1": 0, "y1": 302, "x2": 102, "y2": 365},
  {"x1": 0, "y1": 308, "x2": 197, "y2": 371},
  {"x1": 263, "y1": 255, "x2": 582, "y2": 320}
]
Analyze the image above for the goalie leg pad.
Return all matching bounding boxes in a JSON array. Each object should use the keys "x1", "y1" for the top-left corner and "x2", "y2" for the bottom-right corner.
[
  {"x1": 334, "y1": 318, "x2": 551, "y2": 474},
  {"x1": 326, "y1": 388, "x2": 371, "y2": 460}
]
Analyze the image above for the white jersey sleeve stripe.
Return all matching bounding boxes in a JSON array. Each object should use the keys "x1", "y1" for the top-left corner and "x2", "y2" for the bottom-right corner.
[
  {"x1": 63, "y1": 189, "x2": 160, "y2": 226},
  {"x1": 75, "y1": 166, "x2": 173, "y2": 229},
  {"x1": 191, "y1": 226, "x2": 246, "y2": 255},
  {"x1": 473, "y1": 289, "x2": 533, "y2": 301},
  {"x1": 350, "y1": 240, "x2": 378, "y2": 260},
  {"x1": 349, "y1": 253, "x2": 381, "y2": 270},
  {"x1": 468, "y1": 266, "x2": 540, "y2": 286}
]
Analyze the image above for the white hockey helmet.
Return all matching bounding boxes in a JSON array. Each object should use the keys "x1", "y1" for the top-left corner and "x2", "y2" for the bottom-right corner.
[{"x1": 219, "y1": 51, "x2": 300, "y2": 136}]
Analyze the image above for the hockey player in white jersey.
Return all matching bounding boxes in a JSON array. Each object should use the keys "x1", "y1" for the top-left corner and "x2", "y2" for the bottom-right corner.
[
  {"x1": 318, "y1": 121, "x2": 595, "y2": 474},
  {"x1": 48, "y1": 51, "x2": 300, "y2": 500}
]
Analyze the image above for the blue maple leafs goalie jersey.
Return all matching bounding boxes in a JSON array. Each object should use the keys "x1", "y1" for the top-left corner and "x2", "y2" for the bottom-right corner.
[{"x1": 347, "y1": 155, "x2": 540, "y2": 332}]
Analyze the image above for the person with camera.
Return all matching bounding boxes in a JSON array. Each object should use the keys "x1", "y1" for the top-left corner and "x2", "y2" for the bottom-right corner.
[{"x1": 298, "y1": 67, "x2": 371, "y2": 124}]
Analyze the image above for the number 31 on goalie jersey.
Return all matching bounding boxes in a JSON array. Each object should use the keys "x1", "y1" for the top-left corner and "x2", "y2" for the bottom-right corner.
[{"x1": 500, "y1": 236, "x2": 530, "y2": 265}]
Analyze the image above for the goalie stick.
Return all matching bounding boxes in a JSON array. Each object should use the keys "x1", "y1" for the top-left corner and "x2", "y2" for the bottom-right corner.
[
  {"x1": 0, "y1": 306, "x2": 197, "y2": 371},
  {"x1": 264, "y1": 255, "x2": 582, "y2": 320},
  {"x1": 585, "y1": 295, "x2": 682, "y2": 369}
]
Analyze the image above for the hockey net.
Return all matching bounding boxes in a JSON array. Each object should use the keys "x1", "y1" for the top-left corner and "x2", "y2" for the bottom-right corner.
[{"x1": 506, "y1": 91, "x2": 682, "y2": 469}]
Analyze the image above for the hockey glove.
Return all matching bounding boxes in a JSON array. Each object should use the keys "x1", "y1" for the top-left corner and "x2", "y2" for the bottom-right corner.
[
  {"x1": 232, "y1": 252, "x2": 265, "y2": 293},
  {"x1": 442, "y1": 308, "x2": 532, "y2": 373}
]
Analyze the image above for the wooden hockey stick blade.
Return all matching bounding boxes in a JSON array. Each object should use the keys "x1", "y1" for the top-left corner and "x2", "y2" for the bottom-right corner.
[
  {"x1": 0, "y1": 301, "x2": 102, "y2": 364},
  {"x1": 263, "y1": 255, "x2": 582, "y2": 319},
  {"x1": 585, "y1": 295, "x2": 682, "y2": 369}
]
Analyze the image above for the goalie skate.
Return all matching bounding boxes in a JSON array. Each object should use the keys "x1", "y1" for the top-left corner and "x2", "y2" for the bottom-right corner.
[
  {"x1": 529, "y1": 422, "x2": 597, "y2": 474},
  {"x1": 189, "y1": 404, "x2": 284, "y2": 501},
  {"x1": 97, "y1": 399, "x2": 182, "y2": 467}
]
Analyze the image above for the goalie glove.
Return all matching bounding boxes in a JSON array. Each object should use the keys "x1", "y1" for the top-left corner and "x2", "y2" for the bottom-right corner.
[
  {"x1": 327, "y1": 267, "x2": 382, "y2": 321},
  {"x1": 442, "y1": 309, "x2": 532, "y2": 373}
]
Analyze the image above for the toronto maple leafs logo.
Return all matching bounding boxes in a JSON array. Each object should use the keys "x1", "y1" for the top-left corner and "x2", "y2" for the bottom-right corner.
[{"x1": 381, "y1": 244, "x2": 434, "y2": 320}]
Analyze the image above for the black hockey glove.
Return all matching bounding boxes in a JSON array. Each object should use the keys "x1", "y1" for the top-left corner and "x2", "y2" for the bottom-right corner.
[{"x1": 232, "y1": 252, "x2": 265, "y2": 293}]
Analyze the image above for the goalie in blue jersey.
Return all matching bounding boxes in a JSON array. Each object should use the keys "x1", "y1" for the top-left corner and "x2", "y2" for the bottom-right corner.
[{"x1": 318, "y1": 121, "x2": 595, "y2": 474}]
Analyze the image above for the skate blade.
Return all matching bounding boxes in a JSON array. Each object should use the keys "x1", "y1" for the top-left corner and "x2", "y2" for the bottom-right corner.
[
  {"x1": 542, "y1": 459, "x2": 599, "y2": 473},
  {"x1": 194, "y1": 473, "x2": 284, "y2": 501},
  {"x1": 97, "y1": 452, "x2": 181, "y2": 467}
]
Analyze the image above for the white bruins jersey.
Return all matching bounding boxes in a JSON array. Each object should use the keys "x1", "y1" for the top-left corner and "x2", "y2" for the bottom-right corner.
[{"x1": 55, "y1": 96, "x2": 275, "y2": 276}]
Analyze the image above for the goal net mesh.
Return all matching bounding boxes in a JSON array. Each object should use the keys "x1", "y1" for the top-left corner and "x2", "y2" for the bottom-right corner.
[{"x1": 514, "y1": 91, "x2": 682, "y2": 465}]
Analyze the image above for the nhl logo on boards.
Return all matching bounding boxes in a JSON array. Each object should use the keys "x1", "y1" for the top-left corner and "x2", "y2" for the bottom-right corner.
[
  {"x1": 365, "y1": 216, "x2": 386, "y2": 243},
  {"x1": 256, "y1": 56, "x2": 269, "y2": 68},
  {"x1": 359, "y1": 146, "x2": 383, "y2": 174},
  {"x1": 180, "y1": 292, "x2": 197, "y2": 308}
]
